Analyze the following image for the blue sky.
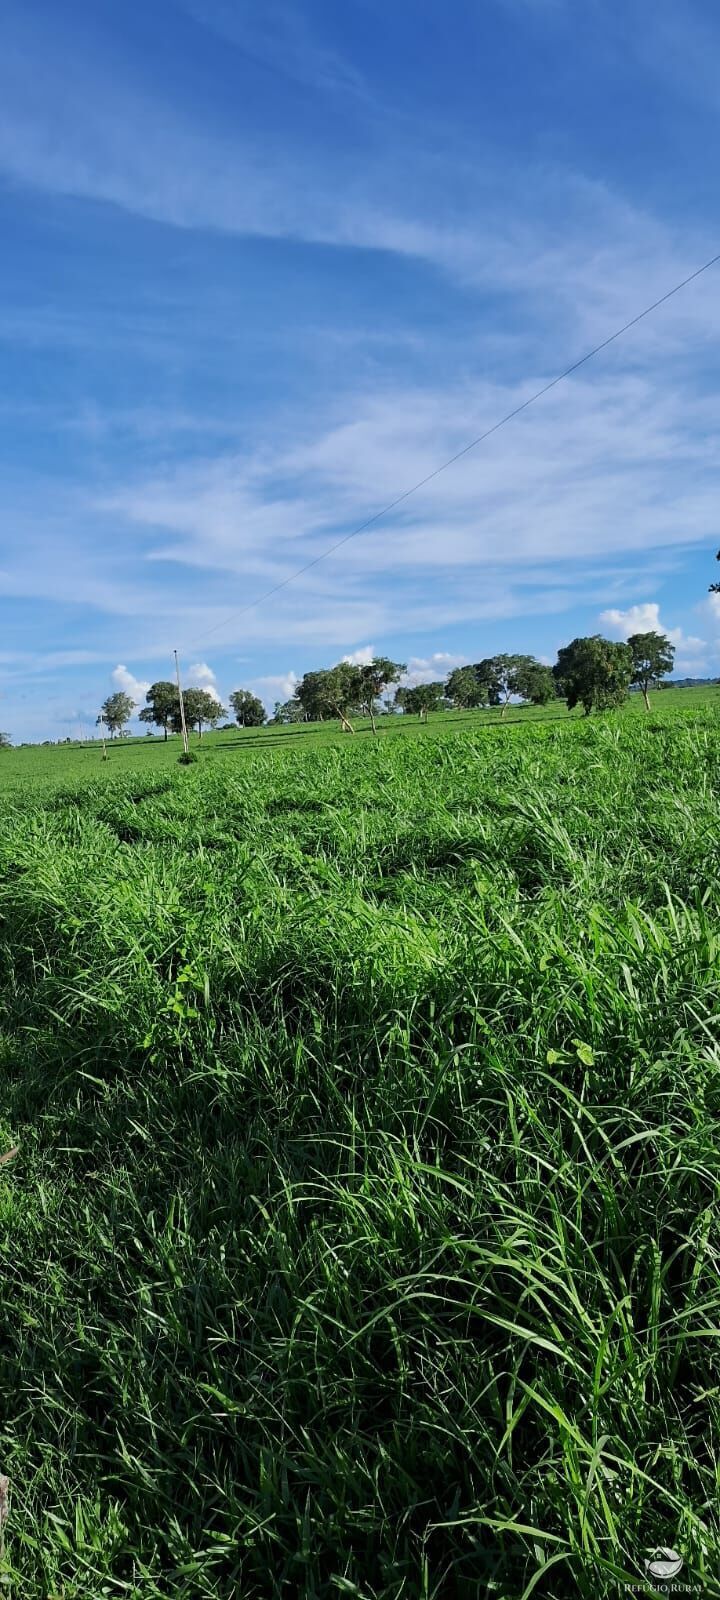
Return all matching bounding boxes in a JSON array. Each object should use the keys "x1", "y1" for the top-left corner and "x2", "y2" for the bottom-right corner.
[{"x1": 2, "y1": 0, "x2": 720, "y2": 739}]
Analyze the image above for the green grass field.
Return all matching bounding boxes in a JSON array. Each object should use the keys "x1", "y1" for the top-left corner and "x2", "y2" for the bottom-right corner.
[
  {"x1": 2, "y1": 683, "x2": 720, "y2": 791},
  {"x1": 1, "y1": 689, "x2": 720, "y2": 1596}
]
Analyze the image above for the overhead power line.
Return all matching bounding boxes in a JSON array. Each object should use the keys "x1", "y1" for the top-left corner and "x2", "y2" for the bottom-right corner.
[{"x1": 187, "y1": 248, "x2": 720, "y2": 653}]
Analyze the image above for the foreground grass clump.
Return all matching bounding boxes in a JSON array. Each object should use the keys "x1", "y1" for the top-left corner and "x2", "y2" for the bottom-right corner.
[{"x1": 0, "y1": 708, "x2": 720, "y2": 1596}]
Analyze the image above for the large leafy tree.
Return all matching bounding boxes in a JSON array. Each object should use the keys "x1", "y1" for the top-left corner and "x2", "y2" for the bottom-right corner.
[
  {"x1": 710, "y1": 547, "x2": 720, "y2": 594},
  {"x1": 175, "y1": 689, "x2": 226, "y2": 739},
  {"x1": 445, "y1": 665, "x2": 485, "y2": 708},
  {"x1": 229, "y1": 689, "x2": 266, "y2": 727},
  {"x1": 358, "y1": 657, "x2": 406, "y2": 733},
  {"x1": 138, "y1": 681, "x2": 178, "y2": 741},
  {"x1": 554, "y1": 636, "x2": 632, "y2": 715},
  {"x1": 513, "y1": 660, "x2": 556, "y2": 706},
  {"x1": 99, "y1": 692, "x2": 135, "y2": 737},
  {"x1": 627, "y1": 631, "x2": 675, "y2": 710},
  {"x1": 399, "y1": 682, "x2": 445, "y2": 720},
  {"x1": 0, "y1": 732, "x2": 10, "y2": 749}
]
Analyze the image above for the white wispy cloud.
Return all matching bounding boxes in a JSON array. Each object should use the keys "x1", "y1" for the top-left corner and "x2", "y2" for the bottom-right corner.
[
  {"x1": 177, "y1": 0, "x2": 367, "y2": 97},
  {"x1": 93, "y1": 360, "x2": 719, "y2": 657},
  {"x1": 625, "y1": 0, "x2": 720, "y2": 109},
  {"x1": 3, "y1": 327, "x2": 717, "y2": 676},
  {"x1": 3, "y1": 0, "x2": 718, "y2": 340}
]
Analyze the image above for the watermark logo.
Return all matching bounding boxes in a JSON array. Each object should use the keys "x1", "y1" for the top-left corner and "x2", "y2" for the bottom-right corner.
[
  {"x1": 624, "y1": 1543, "x2": 701, "y2": 1592},
  {"x1": 645, "y1": 1550, "x2": 684, "y2": 1581}
]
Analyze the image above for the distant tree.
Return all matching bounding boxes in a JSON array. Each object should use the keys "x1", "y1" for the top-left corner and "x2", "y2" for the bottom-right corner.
[
  {"x1": 325, "y1": 663, "x2": 363, "y2": 732},
  {"x1": 295, "y1": 673, "x2": 321, "y2": 723},
  {"x1": 627, "y1": 631, "x2": 675, "y2": 710},
  {"x1": 400, "y1": 682, "x2": 445, "y2": 721},
  {"x1": 229, "y1": 689, "x2": 266, "y2": 727},
  {"x1": 295, "y1": 671, "x2": 330, "y2": 722},
  {"x1": 445, "y1": 665, "x2": 485, "y2": 708},
  {"x1": 309, "y1": 671, "x2": 333, "y2": 728},
  {"x1": 358, "y1": 657, "x2": 406, "y2": 733},
  {"x1": 471, "y1": 658, "x2": 501, "y2": 705},
  {"x1": 554, "y1": 636, "x2": 632, "y2": 715},
  {"x1": 138, "y1": 681, "x2": 178, "y2": 741},
  {"x1": 710, "y1": 547, "x2": 720, "y2": 594},
  {"x1": 0, "y1": 732, "x2": 10, "y2": 750},
  {"x1": 99, "y1": 691, "x2": 135, "y2": 737},
  {"x1": 472, "y1": 655, "x2": 543, "y2": 716},
  {"x1": 176, "y1": 688, "x2": 226, "y2": 739},
  {"x1": 271, "y1": 698, "x2": 305, "y2": 724},
  {"x1": 513, "y1": 660, "x2": 556, "y2": 706},
  {"x1": 297, "y1": 664, "x2": 362, "y2": 732}
]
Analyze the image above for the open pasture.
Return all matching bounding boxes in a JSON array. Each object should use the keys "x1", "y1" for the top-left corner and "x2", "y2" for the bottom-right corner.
[{"x1": 0, "y1": 696, "x2": 719, "y2": 1595}]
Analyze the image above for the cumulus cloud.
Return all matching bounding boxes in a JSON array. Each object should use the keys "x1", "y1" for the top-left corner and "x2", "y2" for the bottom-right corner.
[
  {"x1": 186, "y1": 660, "x2": 219, "y2": 692},
  {"x1": 599, "y1": 602, "x2": 706, "y2": 654},
  {"x1": 342, "y1": 645, "x2": 375, "y2": 665},
  {"x1": 402, "y1": 651, "x2": 464, "y2": 687},
  {"x1": 251, "y1": 670, "x2": 299, "y2": 709},
  {"x1": 599, "y1": 601, "x2": 664, "y2": 637},
  {"x1": 111, "y1": 663, "x2": 150, "y2": 702}
]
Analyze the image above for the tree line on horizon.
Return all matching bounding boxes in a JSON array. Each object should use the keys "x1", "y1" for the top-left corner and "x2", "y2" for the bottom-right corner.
[
  {"x1": 2, "y1": 540, "x2": 718, "y2": 751},
  {"x1": 91, "y1": 628, "x2": 690, "y2": 741},
  {"x1": 97, "y1": 685, "x2": 264, "y2": 739},
  {"x1": 270, "y1": 631, "x2": 678, "y2": 726}
]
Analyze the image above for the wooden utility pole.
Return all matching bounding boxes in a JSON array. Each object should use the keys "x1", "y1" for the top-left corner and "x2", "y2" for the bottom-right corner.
[{"x1": 174, "y1": 649, "x2": 190, "y2": 756}]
